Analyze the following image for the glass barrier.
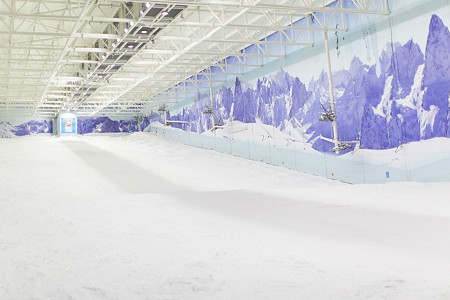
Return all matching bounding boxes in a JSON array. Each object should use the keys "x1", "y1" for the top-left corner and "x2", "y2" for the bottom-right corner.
[
  {"x1": 147, "y1": 125, "x2": 450, "y2": 184},
  {"x1": 230, "y1": 139, "x2": 250, "y2": 159},
  {"x1": 187, "y1": 132, "x2": 203, "y2": 148},
  {"x1": 201, "y1": 134, "x2": 216, "y2": 150},
  {"x1": 248, "y1": 141, "x2": 272, "y2": 165},
  {"x1": 214, "y1": 137, "x2": 232, "y2": 154}
]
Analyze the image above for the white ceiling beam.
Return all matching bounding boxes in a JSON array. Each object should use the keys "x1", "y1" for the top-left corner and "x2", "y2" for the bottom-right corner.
[
  {"x1": 33, "y1": 0, "x2": 98, "y2": 115},
  {"x1": 105, "y1": 0, "x2": 388, "y2": 14}
]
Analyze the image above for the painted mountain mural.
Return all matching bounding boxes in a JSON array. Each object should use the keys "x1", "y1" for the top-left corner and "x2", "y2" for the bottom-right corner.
[
  {"x1": 164, "y1": 14, "x2": 450, "y2": 152},
  {"x1": 0, "y1": 120, "x2": 53, "y2": 138},
  {"x1": 1, "y1": 117, "x2": 144, "y2": 137},
  {"x1": 77, "y1": 117, "x2": 139, "y2": 134},
  {"x1": 15, "y1": 120, "x2": 53, "y2": 136},
  {"x1": 0, "y1": 121, "x2": 17, "y2": 138}
]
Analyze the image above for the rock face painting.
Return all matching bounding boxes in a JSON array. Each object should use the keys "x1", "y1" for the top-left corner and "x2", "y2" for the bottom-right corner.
[
  {"x1": 165, "y1": 15, "x2": 450, "y2": 152},
  {"x1": 0, "y1": 117, "x2": 142, "y2": 138},
  {"x1": 0, "y1": 120, "x2": 53, "y2": 138},
  {"x1": 77, "y1": 117, "x2": 139, "y2": 134}
]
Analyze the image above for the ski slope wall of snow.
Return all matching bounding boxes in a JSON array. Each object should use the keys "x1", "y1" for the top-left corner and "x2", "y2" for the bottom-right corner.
[
  {"x1": 2, "y1": 133, "x2": 450, "y2": 299},
  {"x1": 147, "y1": 1, "x2": 450, "y2": 183}
]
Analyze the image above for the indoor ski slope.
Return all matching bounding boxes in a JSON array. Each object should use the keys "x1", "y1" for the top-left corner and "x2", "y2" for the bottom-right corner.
[{"x1": 1, "y1": 133, "x2": 450, "y2": 299}]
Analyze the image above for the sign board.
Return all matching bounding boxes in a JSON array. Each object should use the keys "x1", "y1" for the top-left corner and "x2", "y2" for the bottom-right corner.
[
  {"x1": 61, "y1": 117, "x2": 76, "y2": 134},
  {"x1": 57, "y1": 112, "x2": 77, "y2": 136}
]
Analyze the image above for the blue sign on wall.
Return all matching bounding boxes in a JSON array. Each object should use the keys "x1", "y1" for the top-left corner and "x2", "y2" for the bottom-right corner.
[{"x1": 60, "y1": 117, "x2": 77, "y2": 134}]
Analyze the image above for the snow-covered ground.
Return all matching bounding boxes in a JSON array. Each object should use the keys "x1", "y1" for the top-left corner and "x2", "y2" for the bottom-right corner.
[{"x1": 1, "y1": 133, "x2": 450, "y2": 299}]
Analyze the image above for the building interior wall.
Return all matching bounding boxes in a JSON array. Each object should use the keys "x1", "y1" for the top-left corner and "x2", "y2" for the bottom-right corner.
[{"x1": 1, "y1": 0, "x2": 449, "y2": 183}]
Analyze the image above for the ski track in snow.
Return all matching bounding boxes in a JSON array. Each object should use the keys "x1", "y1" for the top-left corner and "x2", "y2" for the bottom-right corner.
[{"x1": 1, "y1": 133, "x2": 450, "y2": 300}]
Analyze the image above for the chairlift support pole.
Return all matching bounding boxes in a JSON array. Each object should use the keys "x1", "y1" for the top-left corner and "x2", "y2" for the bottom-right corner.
[
  {"x1": 209, "y1": 73, "x2": 215, "y2": 129},
  {"x1": 158, "y1": 103, "x2": 167, "y2": 125},
  {"x1": 323, "y1": 29, "x2": 341, "y2": 153}
]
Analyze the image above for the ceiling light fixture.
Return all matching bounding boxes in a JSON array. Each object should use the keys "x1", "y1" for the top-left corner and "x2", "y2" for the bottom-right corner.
[
  {"x1": 145, "y1": 2, "x2": 150, "y2": 8},
  {"x1": 161, "y1": 10, "x2": 169, "y2": 16}
]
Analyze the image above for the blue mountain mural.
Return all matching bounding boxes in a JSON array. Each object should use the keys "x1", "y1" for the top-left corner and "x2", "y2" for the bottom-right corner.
[
  {"x1": 0, "y1": 121, "x2": 17, "y2": 138},
  {"x1": 1, "y1": 117, "x2": 142, "y2": 138},
  {"x1": 14, "y1": 120, "x2": 53, "y2": 136},
  {"x1": 77, "y1": 117, "x2": 139, "y2": 134},
  {"x1": 163, "y1": 14, "x2": 450, "y2": 153},
  {"x1": 422, "y1": 14, "x2": 450, "y2": 138},
  {"x1": 0, "y1": 120, "x2": 53, "y2": 138}
]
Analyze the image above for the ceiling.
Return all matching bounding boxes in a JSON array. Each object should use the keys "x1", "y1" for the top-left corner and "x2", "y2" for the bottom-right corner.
[{"x1": 0, "y1": 0, "x2": 388, "y2": 118}]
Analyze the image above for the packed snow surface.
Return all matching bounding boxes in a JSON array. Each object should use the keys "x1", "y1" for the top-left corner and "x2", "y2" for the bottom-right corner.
[{"x1": 1, "y1": 133, "x2": 449, "y2": 299}]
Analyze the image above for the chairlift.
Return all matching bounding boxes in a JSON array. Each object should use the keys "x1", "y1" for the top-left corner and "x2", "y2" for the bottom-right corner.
[
  {"x1": 319, "y1": 102, "x2": 336, "y2": 122},
  {"x1": 133, "y1": 114, "x2": 144, "y2": 131},
  {"x1": 203, "y1": 105, "x2": 214, "y2": 115},
  {"x1": 133, "y1": 115, "x2": 144, "y2": 122},
  {"x1": 158, "y1": 104, "x2": 167, "y2": 112},
  {"x1": 211, "y1": 116, "x2": 224, "y2": 131},
  {"x1": 330, "y1": 142, "x2": 352, "y2": 153}
]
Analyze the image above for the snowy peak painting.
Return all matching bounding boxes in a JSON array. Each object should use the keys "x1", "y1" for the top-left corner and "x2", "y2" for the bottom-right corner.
[
  {"x1": 166, "y1": 14, "x2": 450, "y2": 153},
  {"x1": 0, "y1": 117, "x2": 142, "y2": 138},
  {"x1": 77, "y1": 117, "x2": 140, "y2": 134},
  {"x1": 0, "y1": 120, "x2": 52, "y2": 138}
]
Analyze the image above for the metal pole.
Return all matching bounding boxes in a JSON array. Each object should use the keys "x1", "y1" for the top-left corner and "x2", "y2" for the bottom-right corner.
[
  {"x1": 209, "y1": 75, "x2": 215, "y2": 129},
  {"x1": 323, "y1": 30, "x2": 340, "y2": 153},
  {"x1": 164, "y1": 107, "x2": 167, "y2": 125}
]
